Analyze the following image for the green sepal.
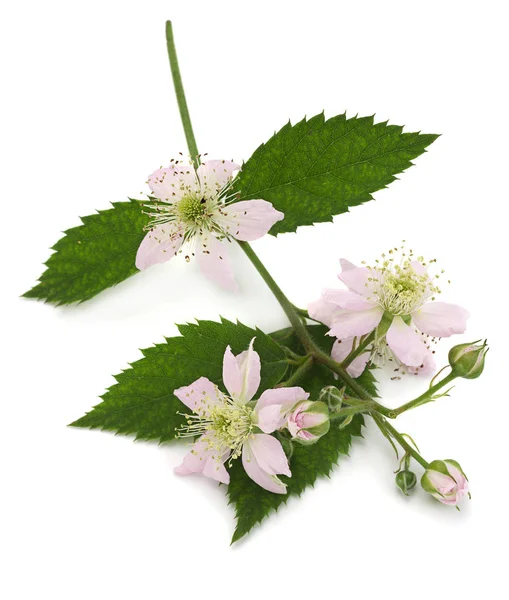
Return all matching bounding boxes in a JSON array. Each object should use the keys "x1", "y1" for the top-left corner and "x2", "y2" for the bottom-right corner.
[{"x1": 375, "y1": 312, "x2": 394, "y2": 344}]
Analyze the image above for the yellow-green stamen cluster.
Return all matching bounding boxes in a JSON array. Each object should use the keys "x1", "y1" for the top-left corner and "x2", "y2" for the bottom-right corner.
[
  {"x1": 143, "y1": 160, "x2": 238, "y2": 243},
  {"x1": 364, "y1": 245, "x2": 442, "y2": 316},
  {"x1": 176, "y1": 395, "x2": 254, "y2": 461}
]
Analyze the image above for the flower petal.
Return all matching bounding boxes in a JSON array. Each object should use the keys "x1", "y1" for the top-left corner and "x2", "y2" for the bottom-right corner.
[
  {"x1": 174, "y1": 377, "x2": 223, "y2": 416},
  {"x1": 234, "y1": 338, "x2": 261, "y2": 402},
  {"x1": 174, "y1": 434, "x2": 230, "y2": 484},
  {"x1": 386, "y1": 317, "x2": 429, "y2": 367},
  {"x1": 338, "y1": 266, "x2": 381, "y2": 297},
  {"x1": 147, "y1": 164, "x2": 197, "y2": 201},
  {"x1": 340, "y1": 258, "x2": 357, "y2": 272},
  {"x1": 322, "y1": 289, "x2": 376, "y2": 311},
  {"x1": 197, "y1": 159, "x2": 240, "y2": 191},
  {"x1": 195, "y1": 233, "x2": 238, "y2": 291},
  {"x1": 242, "y1": 436, "x2": 290, "y2": 494},
  {"x1": 135, "y1": 225, "x2": 184, "y2": 270},
  {"x1": 329, "y1": 306, "x2": 383, "y2": 339},
  {"x1": 222, "y1": 339, "x2": 261, "y2": 402},
  {"x1": 247, "y1": 434, "x2": 291, "y2": 476},
  {"x1": 406, "y1": 350, "x2": 436, "y2": 376},
  {"x1": 412, "y1": 302, "x2": 469, "y2": 338},
  {"x1": 255, "y1": 387, "x2": 309, "y2": 415},
  {"x1": 256, "y1": 405, "x2": 283, "y2": 434},
  {"x1": 222, "y1": 346, "x2": 242, "y2": 398},
  {"x1": 308, "y1": 298, "x2": 337, "y2": 327},
  {"x1": 216, "y1": 200, "x2": 284, "y2": 241},
  {"x1": 331, "y1": 337, "x2": 371, "y2": 378}
]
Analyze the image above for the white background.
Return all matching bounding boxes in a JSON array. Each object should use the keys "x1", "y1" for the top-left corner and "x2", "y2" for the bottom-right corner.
[{"x1": 1, "y1": 1, "x2": 507, "y2": 598}]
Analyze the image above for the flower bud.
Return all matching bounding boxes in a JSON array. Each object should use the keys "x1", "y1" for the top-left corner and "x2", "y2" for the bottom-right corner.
[
  {"x1": 421, "y1": 459, "x2": 469, "y2": 506},
  {"x1": 395, "y1": 470, "x2": 417, "y2": 496},
  {"x1": 286, "y1": 400, "x2": 330, "y2": 444},
  {"x1": 318, "y1": 385, "x2": 344, "y2": 409},
  {"x1": 448, "y1": 339, "x2": 488, "y2": 379}
]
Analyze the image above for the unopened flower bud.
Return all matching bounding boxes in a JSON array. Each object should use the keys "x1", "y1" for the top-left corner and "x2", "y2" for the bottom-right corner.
[
  {"x1": 395, "y1": 470, "x2": 417, "y2": 496},
  {"x1": 421, "y1": 459, "x2": 469, "y2": 506},
  {"x1": 448, "y1": 339, "x2": 488, "y2": 379},
  {"x1": 318, "y1": 385, "x2": 344, "y2": 409},
  {"x1": 287, "y1": 400, "x2": 330, "y2": 444}
]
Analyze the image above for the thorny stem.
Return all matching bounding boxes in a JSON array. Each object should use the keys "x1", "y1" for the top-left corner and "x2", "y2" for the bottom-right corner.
[
  {"x1": 331, "y1": 402, "x2": 376, "y2": 420},
  {"x1": 372, "y1": 414, "x2": 430, "y2": 469},
  {"x1": 392, "y1": 371, "x2": 458, "y2": 417},
  {"x1": 342, "y1": 331, "x2": 375, "y2": 368},
  {"x1": 277, "y1": 356, "x2": 314, "y2": 387}
]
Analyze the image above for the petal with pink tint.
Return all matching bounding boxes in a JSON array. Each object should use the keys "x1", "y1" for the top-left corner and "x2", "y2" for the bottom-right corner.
[
  {"x1": 256, "y1": 405, "x2": 283, "y2": 434},
  {"x1": 308, "y1": 298, "x2": 337, "y2": 327},
  {"x1": 147, "y1": 164, "x2": 197, "y2": 201},
  {"x1": 174, "y1": 435, "x2": 230, "y2": 484},
  {"x1": 340, "y1": 258, "x2": 357, "y2": 272},
  {"x1": 174, "y1": 376, "x2": 222, "y2": 416},
  {"x1": 331, "y1": 338, "x2": 371, "y2": 378},
  {"x1": 329, "y1": 306, "x2": 383, "y2": 339},
  {"x1": 386, "y1": 317, "x2": 428, "y2": 368},
  {"x1": 222, "y1": 339, "x2": 261, "y2": 402},
  {"x1": 406, "y1": 349, "x2": 436, "y2": 376},
  {"x1": 247, "y1": 434, "x2": 291, "y2": 476},
  {"x1": 196, "y1": 233, "x2": 238, "y2": 292},
  {"x1": 216, "y1": 200, "x2": 284, "y2": 241},
  {"x1": 197, "y1": 160, "x2": 240, "y2": 192},
  {"x1": 242, "y1": 439, "x2": 288, "y2": 494},
  {"x1": 338, "y1": 266, "x2": 381, "y2": 297},
  {"x1": 135, "y1": 225, "x2": 184, "y2": 270},
  {"x1": 222, "y1": 346, "x2": 242, "y2": 398},
  {"x1": 412, "y1": 302, "x2": 469, "y2": 338},
  {"x1": 234, "y1": 338, "x2": 261, "y2": 402},
  {"x1": 255, "y1": 387, "x2": 309, "y2": 418},
  {"x1": 322, "y1": 289, "x2": 376, "y2": 311}
]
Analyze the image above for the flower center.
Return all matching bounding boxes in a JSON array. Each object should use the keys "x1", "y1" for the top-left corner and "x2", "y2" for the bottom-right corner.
[
  {"x1": 176, "y1": 195, "x2": 206, "y2": 225},
  {"x1": 209, "y1": 402, "x2": 254, "y2": 458},
  {"x1": 365, "y1": 246, "x2": 442, "y2": 316},
  {"x1": 177, "y1": 397, "x2": 254, "y2": 460}
]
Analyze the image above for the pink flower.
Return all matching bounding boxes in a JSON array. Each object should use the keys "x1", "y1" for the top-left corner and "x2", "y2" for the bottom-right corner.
[
  {"x1": 136, "y1": 159, "x2": 284, "y2": 291},
  {"x1": 421, "y1": 460, "x2": 469, "y2": 506},
  {"x1": 309, "y1": 252, "x2": 469, "y2": 376},
  {"x1": 286, "y1": 400, "x2": 330, "y2": 444},
  {"x1": 174, "y1": 340, "x2": 309, "y2": 494}
]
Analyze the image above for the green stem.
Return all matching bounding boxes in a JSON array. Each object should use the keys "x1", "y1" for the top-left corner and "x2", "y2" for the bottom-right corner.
[
  {"x1": 278, "y1": 356, "x2": 314, "y2": 387},
  {"x1": 373, "y1": 414, "x2": 429, "y2": 469},
  {"x1": 165, "y1": 21, "x2": 200, "y2": 167},
  {"x1": 331, "y1": 402, "x2": 376, "y2": 420},
  {"x1": 342, "y1": 331, "x2": 375, "y2": 368},
  {"x1": 237, "y1": 241, "x2": 317, "y2": 354},
  {"x1": 392, "y1": 372, "x2": 457, "y2": 417}
]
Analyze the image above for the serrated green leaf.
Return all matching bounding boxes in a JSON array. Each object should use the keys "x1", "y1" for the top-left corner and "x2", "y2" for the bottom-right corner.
[
  {"x1": 234, "y1": 113, "x2": 438, "y2": 235},
  {"x1": 228, "y1": 324, "x2": 377, "y2": 542},
  {"x1": 70, "y1": 319, "x2": 288, "y2": 442},
  {"x1": 23, "y1": 200, "x2": 149, "y2": 305}
]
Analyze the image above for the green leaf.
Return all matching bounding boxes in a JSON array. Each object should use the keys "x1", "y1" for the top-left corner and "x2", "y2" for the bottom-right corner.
[
  {"x1": 70, "y1": 319, "x2": 288, "y2": 442},
  {"x1": 227, "y1": 324, "x2": 377, "y2": 543},
  {"x1": 23, "y1": 200, "x2": 149, "y2": 305},
  {"x1": 234, "y1": 113, "x2": 438, "y2": 235}
]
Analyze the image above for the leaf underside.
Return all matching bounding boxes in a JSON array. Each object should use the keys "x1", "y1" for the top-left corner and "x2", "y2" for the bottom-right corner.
[
  {"x1": 234, "y1": 112, "x2": 438, "y2": 235},
  {"x1": 69, "y1": 319, "x2": 288, "y2": 443},
  {"x1": 23, "y1": 200, "x2": 149, "y2": 305},
  {"x1": 228, "y1": 325, "x2": 378, "y2": 543}
]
